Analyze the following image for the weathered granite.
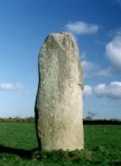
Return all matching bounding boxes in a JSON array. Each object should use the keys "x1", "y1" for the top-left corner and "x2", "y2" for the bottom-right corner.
[{"x1": 35, "y1": 32, "x2": 84, "y2": 151}]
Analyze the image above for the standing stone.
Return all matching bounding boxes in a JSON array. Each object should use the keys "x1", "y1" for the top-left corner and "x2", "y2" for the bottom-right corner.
[{"x1": 35, "y1": 32, "x2": 84, "y2": 151}]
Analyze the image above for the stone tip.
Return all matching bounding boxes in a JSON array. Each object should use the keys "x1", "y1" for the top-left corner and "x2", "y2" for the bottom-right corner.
[
  {"x1": 49, "y1": 32, "x2": 73, "y2": 37},
  {"x1": 45, "y1": 32, "x2": 78, "y2": 52},
  {"x1": 48, "y1": 32, "x2": 75, "y2": 42}
]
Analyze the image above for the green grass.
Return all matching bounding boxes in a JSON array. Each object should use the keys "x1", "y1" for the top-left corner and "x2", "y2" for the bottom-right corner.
[{"x1": 0, "y1": 122, "x2": 121, "y2": 165}]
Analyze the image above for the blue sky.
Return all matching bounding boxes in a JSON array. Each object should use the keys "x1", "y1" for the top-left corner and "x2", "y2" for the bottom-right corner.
[{"x1": 0, "y1": 0, "x2": 121, "y2": 119}]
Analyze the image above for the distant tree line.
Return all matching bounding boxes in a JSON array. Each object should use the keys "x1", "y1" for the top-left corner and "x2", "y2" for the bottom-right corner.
[
  {"x1": 0, "y1": 117, "x2": 121, "y2": 125},
  {"x1": 0, "y1": 117, "x2": 35, "y2": 123},
  {"x1": 84, "y1": 119, "x2": 121, "y2": 125}
]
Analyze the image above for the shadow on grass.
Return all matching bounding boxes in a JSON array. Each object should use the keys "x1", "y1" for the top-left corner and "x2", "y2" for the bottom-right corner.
[
  {"x1": 0, "y1": 144, "x2": 40, "y2": 159},
  {"x1": 0, "y1": 105, "x2": 42, "y2": 160}
]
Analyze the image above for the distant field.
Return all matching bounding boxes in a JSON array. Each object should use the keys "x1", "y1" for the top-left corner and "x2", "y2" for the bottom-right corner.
[{"x1": 0, "y1": 122, "x2": 121, "y2": 166}]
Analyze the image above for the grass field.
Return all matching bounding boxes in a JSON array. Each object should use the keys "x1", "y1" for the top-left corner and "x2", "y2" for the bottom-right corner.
[{"x1": 0, "y1": 122, "x2": 121, "y2": 166}]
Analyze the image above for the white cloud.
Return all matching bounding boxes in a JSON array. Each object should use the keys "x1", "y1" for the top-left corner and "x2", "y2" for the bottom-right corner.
[
  {"x1": 106, "y1": 35, "x2": 121, "y2": 70},
  {"x1": 94, "y1": 84, "x2": 107, "y2": 96},
  {"x1": 83, "y1": 81, "x2": 121, "y2": 99},
  {"x1": 0, "y1": 83, "x2": 24, "y2": 92},
  {"x1": 95, "y1": 67, "x2": 112, "y2": 77},
  {"x1": 65, "y1": 21, "x2": 99, "y2": 35},
  {"x1": 94, "y1": 81, "x2": 121, "y2": 99},
  {"x1": 83, "y1": 85, "x2": 92, "y2": 96},
  {"x1": 81, "y1": 58, "x2": 111, "y2": 78}
]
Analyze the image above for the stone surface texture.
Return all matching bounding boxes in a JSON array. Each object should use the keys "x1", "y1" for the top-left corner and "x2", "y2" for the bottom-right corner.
[{"x1": 35, "y1": 32, "x2": 84, "y2": 151}]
